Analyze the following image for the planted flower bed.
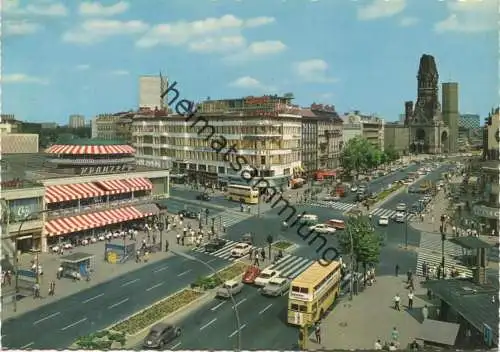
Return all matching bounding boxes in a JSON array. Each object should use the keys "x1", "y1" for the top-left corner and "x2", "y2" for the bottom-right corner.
[
  {"x1": 191, "y1": 262, "x2": 248, "y2": 291},
  {"x1": 375, "y1": 183, "x2": 404, "y2": 203},
  {"x1": 111, "y1": 289, "x2": 203, "y2": 335},
  {"x1": 272, "y1": 241, "x2": 294, "y2": 250},
  {"x1": 74, "y1": 330, "x2": 126, "y2": 350}
]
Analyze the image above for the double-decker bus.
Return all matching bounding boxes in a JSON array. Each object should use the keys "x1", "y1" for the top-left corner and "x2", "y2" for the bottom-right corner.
[
  {"x1": 226, "y1": 184, "x2": 259, "y2": 204},
  {"x1": 287, "y1": 260, "x2": 342, "y2": 326}
]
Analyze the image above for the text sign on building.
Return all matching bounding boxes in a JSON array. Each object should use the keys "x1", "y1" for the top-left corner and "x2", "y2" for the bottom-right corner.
[
  {"x1": 80, "y1": 164, "x2": 134, "y2": 176},
  {"x1": 472, "y1": 205, "x2": 500, "y2": 219},
  {"x1": 9, "y1": 198, "x2": 41, "y2": 221}
]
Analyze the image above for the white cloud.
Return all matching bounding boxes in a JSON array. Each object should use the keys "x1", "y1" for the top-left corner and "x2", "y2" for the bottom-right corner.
[
  {"x1": 399, "y1": 17, "x2": 419, "y2": 27},
  {"x1": 357, "y1": 0, "x2": 406, "y2": 20},
  {"x1": 4, "y1": 20, "x2": 42, "y2": 36},
  {"x1": 229, "y1": 76, "x2": 275, "y2": 92},
  {"x1": 76, "y1": 64, "x2": 90, "y2": 70},
  {"x1": 319, "y1": 92, "x2": 334, "y2": 100},
  {"x1": 4, "y1": 1, "x2": 68, "y2": 16},
  {"x1": 189, "y1": 36, "x2": 246, "y2": 53},
  {"x1": 1, "y1": 73, "x2": 49, "y2": 85},
  {"x1": 110, "y1": 70, "x2": 129, "y2": 75},
  {"x1": 224, "y1": 40, "x2": 286, "y2": 62},
  {"x1": 293, "y1": 59, "x2": 337, "y2": 83},
  {"x1": 136, "y1": 14, "x2": 275, "y2": 48},
  {"x1": 435, "y1": 0, "x2": 496, "y2": 33},
  {"x1": 63, "y1": 19, "x2": 149, "y2": 44},
  {"x1": 79, "y1": 1, "x2": 129, "y2": 17}
]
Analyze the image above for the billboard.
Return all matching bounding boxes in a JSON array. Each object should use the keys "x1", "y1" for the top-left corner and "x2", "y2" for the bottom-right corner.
[{"x1": 8, "y1": 198, "x2": 41, "y2": 222}]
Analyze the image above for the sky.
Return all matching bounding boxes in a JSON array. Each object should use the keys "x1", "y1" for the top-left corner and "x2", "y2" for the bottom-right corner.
[{"x1": 2, "y1": 0, "x2": 497, "y2": 124}]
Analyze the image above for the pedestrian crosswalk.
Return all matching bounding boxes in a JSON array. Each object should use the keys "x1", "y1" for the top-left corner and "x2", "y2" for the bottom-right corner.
[
  {"x1": 306, "y1": 200, "x2": 357, "y2": 212},
  {"x1": 213, "y1": 211, "x2": 254, "y2": 231},
  {"x1": 191, "y1": 239, "x2": 255, "y2": 261},
  {"x1": 416, "y1": 232, "x2": 472, "y2": 278},
  {"x1": 265, "y1": 254, "x2": 315, "y2": 279},
  {"x1": 369, "y1": 207, "x2": 416, "y2": 221}
]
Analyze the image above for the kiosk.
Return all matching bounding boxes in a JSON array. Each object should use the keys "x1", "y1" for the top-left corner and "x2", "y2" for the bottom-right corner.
[
  {"x1": 104, "y1": 242, "x2": 136, "y2": 263},
  {"x1": 60, "y1": 252, "x2": 95, "y2": 279}
]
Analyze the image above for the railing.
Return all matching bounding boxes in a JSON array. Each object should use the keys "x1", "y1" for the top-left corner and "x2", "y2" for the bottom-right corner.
[{"x1": 46, "y1": 196, "x2": 153, "y2": 219}]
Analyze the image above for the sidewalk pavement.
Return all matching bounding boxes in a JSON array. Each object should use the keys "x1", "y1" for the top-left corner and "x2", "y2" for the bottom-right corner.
[{"x1": 308, "y1": 275, "x2": 429, "y2": 350}]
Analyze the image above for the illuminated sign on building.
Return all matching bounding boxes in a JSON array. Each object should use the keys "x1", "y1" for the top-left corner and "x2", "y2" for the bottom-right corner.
[{"x1": 9, "y1": 198, "x2": 41, "y2": 221}]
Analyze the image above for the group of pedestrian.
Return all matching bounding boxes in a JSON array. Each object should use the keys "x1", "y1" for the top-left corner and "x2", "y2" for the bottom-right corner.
[
  {"x1": 250, "y1": 248, "x2": 267, "y2": 266},
  {"x1": 32, "y1": 280, "x2": 56, "y2": 298}
]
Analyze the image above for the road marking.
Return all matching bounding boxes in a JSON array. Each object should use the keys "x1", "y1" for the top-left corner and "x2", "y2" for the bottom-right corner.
[
  {"x1": 259, "y1": 303, "x2": 273, "y2": 315},
  {"x1": 170, "y1": 342, "x2": 182, "y2": 349},
  {"x1": 121, "y1": 278, "x2": 139, "y2": 287},
  {"x1": 206, "y1": 258, "x2": 217, "y2": 264},
  {"x1": 228, "y1": 323, "x2": 247, "y2": 338},
  {"x1": 33, "y1": 311, "x2": 61, "y2": 325},
  {"x1": 20, "y1": 342, "x2": 34, "y2": 349},
  {"x1": 61, "y1": 317, "x2": 87, "y2": 331},
  {"x1": 177, "y1": 269, "x2": 192, "y2": 277},
  {"x1": 153, "y1": 265, "x2": 168, "y2": 273},
  {"x1": 232, "y1": 298, "x2": 247, "y2": 309},
  {"x1": 146, "y1": 283, "x2": 164, "y2": 291},
  {"x1": 199, "y1": 318, "x2": 217, "y2": 331},
  {"x1": 82, "y1": 293, "x2": 104, "y2": 304},
  {"x1": 108, "y1": 298, "x2": 129, "y2": 309},
  {"x1": 210, "y1": 301, "x2": 225, "y2": 311}
]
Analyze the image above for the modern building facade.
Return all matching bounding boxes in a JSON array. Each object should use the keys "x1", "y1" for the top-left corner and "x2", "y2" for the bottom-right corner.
[
  {"x1": 384, "y1": 122, "x2": 409, "y2": 154},
  {"x1": 460, "y1": 114, "x2": 481, "y2": 129},
  {"x1": 342, "y1": 111, "x2": 384, "y2": 150},
  {"x1": 442, "y1": 82, "x2": 459, "y2": 153},
  {"x1": 300, "y1": 104, "x2": 343, "y2": 174},
  {"x1": 91, "y1": 112, "x2": 134, "y2": 142},
  {"x1": 139, "y1": 75, "x2": 166, "y2": 110},
  {"x1": 133, "y1": 94, "x2": 303, "y2": 188},
  {"x1": 1, "y1": 133, "x2": 39, "y2": 154},
  {"x1": 69, "y1": 114, "x2": 85, "y2": 129}
]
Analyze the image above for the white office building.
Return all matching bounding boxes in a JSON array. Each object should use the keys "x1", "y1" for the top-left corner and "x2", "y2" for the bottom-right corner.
[{"x1": 139, "y1": 76, "x2": 165, "y2": 110}]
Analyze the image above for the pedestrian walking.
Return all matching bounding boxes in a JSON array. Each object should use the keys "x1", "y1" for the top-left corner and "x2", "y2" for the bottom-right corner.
[
  {"x1": 395, "y1": 264, "x2": 399, "y2": 277},
  {"x1": 260, "y1": 248, "x2": 266, "y2": 261},
  {"x1": 422, "y1": 305, "x2": 429, "y2": 321},
  {"x1": 315, "y1": 324, "x2": 321, "y2": 344},
  {"x1": 393, "y1": 293, "x2": 401, "y2": 311},
  {"x1": 407, "y1": 269, "x2": 413, "y2": 284},
  {"x1": 176, "y1": 233, "x2": 181, "y2": 244},
  {"x1": 408, "y1": 290, "x2": 414, "y2": 309},
  {"x1": 391, "y1": 327, "x2": 399, "y2": 342},
  {"x1": 33, "y1": 283, "x2": 40, "y2": 298},
  {"x1": 253, "y1": 255, "x2": 260, "y2": 267},
  {"x1": 48, "y1": 280, "x2": 55, "y2": 296},
  {"x1": 181, "y1": 235, "x2": 185, "y2": 246}
]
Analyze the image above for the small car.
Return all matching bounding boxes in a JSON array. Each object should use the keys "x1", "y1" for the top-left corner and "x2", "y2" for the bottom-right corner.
[
  {"x1": 143, "y1": 323, "x2": 181, "y2": 349},
  {"x1": 261, "y1": 277, "x2": 290, "y2": 296},
  {"x1": 308, "y1": 224, "x2": 336, "y2": 234},
  {"x1": 178, "y1": 209, "x2": 198, "y2": 219},
  {"x1": 254, "y1": 269, "x2": 280, "y2": 287},
  {"x1": 231, "y1": 243, "x2": 252, "y2": 257},
  {"x1": 298, "y1": 214, "x2": 318, "y2": 225},
  {"x1": 240, "y1": 233, "x2": 254, "y2": 245},
  {"x1": 378, "y1": 215, "x2": 389, "y2": 226},
  {"x1": 350, "y1": 185, "x2": 358, "y2": 192},
  {"x1": 242, "y1": 265, "x2": 261, "y2": 284},
  {"x1": 204, "y1": 238, "x2": 227, "y2": 253},
  {"x1": 216, "y1": 279, "x2": 243, "y2": 298},
  {"x1": 394, "y1": 212, "x2": 405, "y2": 223},
  {"x1": 322, "y1": 195, "x2": 339, "y2": 201},
  {"x1": 396, "y1": 203, "x2": 407, "y2": 212},
  {"x1": 196, "y1": 193, "x2": 211, "y2": 201}
]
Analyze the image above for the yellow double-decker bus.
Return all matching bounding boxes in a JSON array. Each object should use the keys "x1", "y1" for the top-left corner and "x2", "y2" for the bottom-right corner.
[
  {"x1": 226, "y1": 184, "x2": 259, "y2": 204},
  {"x1": 287, "y1": 260, "x2": 342, "y2": 326}
]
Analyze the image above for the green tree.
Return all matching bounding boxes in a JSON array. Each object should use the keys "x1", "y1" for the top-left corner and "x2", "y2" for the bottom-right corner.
[
  {"x1": 384, "y1": 146, "x2": 400, "y2": 163},
  {"x1": 340, "y1": 136, "x2": 376, "y2": 176},
  {"x1": 336, "y1": 215, "x2": 382, "y2": 282}
]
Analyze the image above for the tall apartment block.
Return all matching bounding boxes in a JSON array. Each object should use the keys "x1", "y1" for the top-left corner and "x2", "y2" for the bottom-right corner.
[
  {"x1": 442, "y1": 82, "x2": 459, "y2": 153},
  {"x1": 139, "y1": 75, "x2": 166, "y2": 110},
  {"x1": 68, "y1": 114, "x2": 85, "y2": 129}
]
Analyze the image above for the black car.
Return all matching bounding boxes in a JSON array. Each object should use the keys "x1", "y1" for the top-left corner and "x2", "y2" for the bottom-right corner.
[
  {"x1": 143, "y1": 323, "x2": 181, "y2": 349},
  {"x1": 196, "y1": 193, "x2": 211, "y2": 201},
  {"x1": 178, "y1": 209, "x2": 198, "y2": 219},
  {"x1": 205, "y1": 238, "x2": 227, "y2": 252}
]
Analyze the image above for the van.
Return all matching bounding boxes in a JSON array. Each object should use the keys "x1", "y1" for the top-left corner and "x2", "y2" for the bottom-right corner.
[{"x1": 326, "y1": 219, "x2": 345, "y2": 230}]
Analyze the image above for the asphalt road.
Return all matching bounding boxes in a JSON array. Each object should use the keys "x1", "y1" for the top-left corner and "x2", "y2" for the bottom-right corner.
[{"x1": 2, "y1": 254, "x2": 232, "y2": 350}]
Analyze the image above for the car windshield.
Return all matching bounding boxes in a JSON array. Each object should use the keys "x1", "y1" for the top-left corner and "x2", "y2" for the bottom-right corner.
[
  {"x1": 235, "y1": 244, "x2": 247, "y2": 249},
  {"x1": 223, "y1": 284, "x2": 235, "y2": 289},
  {"x1": 267, "y1": 281, "x2": 280, "y2": 287},
  {"x1": 260, "y1": 272, "x2": 273, "y2": 279}
]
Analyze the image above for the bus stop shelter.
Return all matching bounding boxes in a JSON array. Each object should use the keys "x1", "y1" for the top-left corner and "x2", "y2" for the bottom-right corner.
[{"x1": 60, "y1": 252, "x2": 95, "y2": 279}]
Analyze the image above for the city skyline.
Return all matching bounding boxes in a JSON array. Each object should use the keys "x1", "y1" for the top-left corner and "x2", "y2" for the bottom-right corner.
[{"x1": 3, "y1": 0, "x2": 496, "y2": 124}]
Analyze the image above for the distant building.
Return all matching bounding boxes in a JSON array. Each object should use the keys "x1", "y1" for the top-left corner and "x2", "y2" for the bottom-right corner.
[
  {"x1": 68, "y1": 114, "x2": 85, "y2": 129},
  {"x1": 91, "y1": 112, "x2": 134, "y2": 143},
  {"x1": 41, "y1": 122, "x2": 58, "y2": 129},
  {"x1": 483, "y1": 108, "x2": 499, "y2": 160},
  {"x1": 460, "y1": 114, "x2": 481, "y2": 129},
  {"x1": 139, "y1": 75, "x2": 166, "y2": 110},
  {"x1": 342, "y1": 111, "x2": 385, "y2": 150},
  {"x1": 384, "y1": 122, "x2": 409, "y2": 154},
  {"x1": 1, "y1": 134, "x2": 39, "y2": 154}
]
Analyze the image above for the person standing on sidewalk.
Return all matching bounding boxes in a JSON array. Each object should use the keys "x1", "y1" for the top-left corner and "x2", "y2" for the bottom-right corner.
[
  {"x1": 391, "y1": 327, "x2": 399, "y2": 343},
  {"x1": 48, "y1": 280, "x2": 55, "y2": 296},
  {"x1": 314, "y1": 323, "x2": 321, "y2": 344},
  {"x1": 408, "y1": 290, "x2": 414, "y2": 309},
  {"x1": 393, "y1": 293, "x2": 401, "y2": 311}
]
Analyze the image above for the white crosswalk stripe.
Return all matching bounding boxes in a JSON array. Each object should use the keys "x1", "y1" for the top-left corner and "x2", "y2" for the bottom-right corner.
[
  {"x1": 307, "y1": 201, "x2": 357, "y2": 212},
  {"x1": 191, "y1": 239, "x2": 256, "y2": 261},
  {"x1": 211, "y1": 211, "x2": 253, "y2": 231},
  {"x1": 265, "y1": 254, "x2": 315, "y2": 279},
  {"x1": 370, "y1": 207, "x2": 415, "y2": 221},
  {"x1": 416, "y1": 232, "x2": 472, "y2": 278}
]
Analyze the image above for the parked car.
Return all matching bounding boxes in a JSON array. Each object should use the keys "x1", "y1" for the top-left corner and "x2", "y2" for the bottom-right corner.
[
  {"x1": 242, "y1": 265, "x2": 261, "y2": 284},
  {"x1": 254, "y1": 269, "x2": 280, "y2": 287},
  {"x1": 261, "y1": 277, "x2": 290, "y2": 296},
  {"x1": 308, "y1": 223, "x2": 336, "y2": 234},
  {"x1": 216, "y1": 279, "x2": 243, "y2": 298},
  {"x1": 378, "y1": 215, "x2": 389, "y2": 226},
  {"x1": 178, "y1": 209, "x2": 198, "y2": 219},
  {"x1": 143, "y1": 323, "x2": 181, "y2": 349},
  {"x1": 204, "y1": 238, "x2": 226, "y2": 253},
  {"x1": 196, "y1": 193, "x2": 211, "y2": 201},
  {"x1": 231, "y1": 243, "x2": 252, "y2": 257},
  {"x1": 396, "y1": 203, "x2": 407, "y2": 212}
]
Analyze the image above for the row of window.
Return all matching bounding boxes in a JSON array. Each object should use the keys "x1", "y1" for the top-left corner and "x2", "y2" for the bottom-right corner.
[
  {"x1": 289, "y1": 303, "x2": 307, "y2": 312},
  {"x1": 133, "y1": 125, "x2": 301, "y2": 135},
  {"x1": 134, "y1": 138, "x2": 300, "y2": 150}
]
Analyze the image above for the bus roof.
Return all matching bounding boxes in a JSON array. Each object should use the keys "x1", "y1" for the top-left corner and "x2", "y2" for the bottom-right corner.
[{"x1": 291, "y1": 260, "x2": 341, "y2": 288}]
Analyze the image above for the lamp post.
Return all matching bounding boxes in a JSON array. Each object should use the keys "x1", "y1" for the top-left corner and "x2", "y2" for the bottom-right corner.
[
  {"x1": 346, "y1": 225, "x2": 355, "y2": 301},
  {"x1": 170, "y1": 250, "x2": 242, "y2": 351},
  {"x1": 440, "y1": 214, "x2": 446, "y2": 277},
  {"x1": 404, "y1": 210, "x2": 409, "y2": 250},
  {"x1": 157, "y1": 222, "x2": 164, "y2": 250}
]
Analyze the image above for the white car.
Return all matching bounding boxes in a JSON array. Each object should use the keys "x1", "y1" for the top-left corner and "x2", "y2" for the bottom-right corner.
[
  {"x1": 254, "y1": 269, "x2": 280, "y2": 287},
  {"x1": 298, "y1": 214, "x2": 318, "y2": 224},
  {"x1": 350, "y1": 185, "x2": 358, "y2": 192},
  {"x1": 261, "y1": 277, "x2": 290, "y2": 296},
  {"x1": 396, "y1": 203, "x2": 407, "y2": 212},
  {"x1": 378, "y1": 215, "x2": 389, "y2": 226},
  {"x1": 394, "y1": 212, "x2": 405, "y2": 223},
  {"x1": 323, "y1": 195, "x2": 340, "y2": 201},
  {"x1": 308, "y1": 224, "x2": 336, "y2": 234},
  {"x1": 231, "y1": 243, "x2": 252, "y2": 258}
]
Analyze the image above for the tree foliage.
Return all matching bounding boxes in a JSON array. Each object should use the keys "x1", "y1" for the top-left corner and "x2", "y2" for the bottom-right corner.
[
  {"x1": 19, "y1": 124, "x2": 91, "y2": 148},
  {"x1": 336, "y1": 215, "x2": 382, "y2": 272}
]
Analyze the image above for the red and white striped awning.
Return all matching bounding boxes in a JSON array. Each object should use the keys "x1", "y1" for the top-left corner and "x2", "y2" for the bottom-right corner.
[
  {"x1": 45, "y1": 144, "x2": 135, "y2": 155},
  {"x1": 44, "y1": 205, "x2": 154, "y2": 237},
  {"x1": 95, "y1": 179, "x2": 131, "y2": 194},
  {"x1": 124, "y1": 177, "x2": 153, "y2": 191},
  {"x1": 45, "y1": 183, "x2": 108, "y2": 204}
]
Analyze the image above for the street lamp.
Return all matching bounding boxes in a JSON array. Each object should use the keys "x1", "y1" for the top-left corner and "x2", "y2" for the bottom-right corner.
[
  {"x1": 404, "y1": 210, "x2": 409, "y2": 250},
  {"x1": 440, "y1": 214, "x2": 446, "y2": 278},
  {"x1": 345, "y1": 225, "x2": 355, "y2": 301},
  {"x1": 157, "y1": 221, "x2": 164, "y2": 250},
  {"x1": 170, "y1": 250, "x2": 243, "y2": 351}
]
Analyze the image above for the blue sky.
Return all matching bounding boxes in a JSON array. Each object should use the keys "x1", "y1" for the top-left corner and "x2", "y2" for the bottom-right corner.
[{"x1": 3, "y1": 0, "x2": 497, "y2": 124}]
